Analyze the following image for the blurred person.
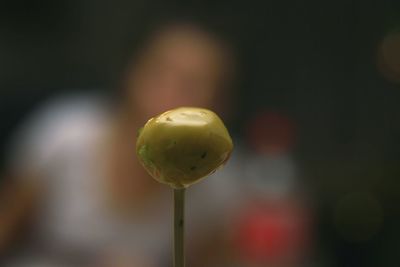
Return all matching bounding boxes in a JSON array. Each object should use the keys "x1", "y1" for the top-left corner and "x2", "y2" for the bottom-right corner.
[
  {"x1": 226, "y1": 111, "x2": 314, "y2": 267},
  {"x1": 0, "y1": 15, "x2": 241, "y2": 267}
]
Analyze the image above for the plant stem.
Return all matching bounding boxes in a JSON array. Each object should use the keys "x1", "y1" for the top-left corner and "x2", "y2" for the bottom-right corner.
[{"x1": 174, "y1": 188, "x2": 185, "y2": 267}]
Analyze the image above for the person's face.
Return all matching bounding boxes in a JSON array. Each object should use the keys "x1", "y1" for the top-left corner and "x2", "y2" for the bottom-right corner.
[{"x1": 124, "y1": 26, "x2": 230, "y2": 121}]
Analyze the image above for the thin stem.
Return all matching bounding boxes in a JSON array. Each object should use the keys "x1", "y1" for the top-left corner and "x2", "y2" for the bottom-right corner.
[{"x1": 174, "y1": 188, "x2": 185, "y2": 267}]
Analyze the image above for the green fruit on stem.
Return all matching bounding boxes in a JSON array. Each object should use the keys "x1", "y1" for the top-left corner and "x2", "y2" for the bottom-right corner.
[{"x1": 136, "y1": 107, "x2": 233, "y2": 188}]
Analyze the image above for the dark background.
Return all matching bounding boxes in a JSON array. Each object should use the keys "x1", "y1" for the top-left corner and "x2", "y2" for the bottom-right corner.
[{"x1": 1, "y1": 0, "x2": 400, "y2": 266}]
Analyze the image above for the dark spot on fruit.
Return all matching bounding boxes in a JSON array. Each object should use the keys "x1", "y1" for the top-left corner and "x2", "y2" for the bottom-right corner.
[
  {"x1": 190, "y1": 166, "x2": 197, "y2": 171},
  {"x1": 166, "y1": 117, "x2": 172, "y2": 121},
  {"x1": 201, "y1": 151, "x2": 207, "y2": 159}
]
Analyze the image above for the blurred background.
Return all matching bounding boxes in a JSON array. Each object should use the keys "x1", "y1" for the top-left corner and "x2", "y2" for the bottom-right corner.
[{"x1": 1, "y1": 0, "x2": 400, "y2": 266}]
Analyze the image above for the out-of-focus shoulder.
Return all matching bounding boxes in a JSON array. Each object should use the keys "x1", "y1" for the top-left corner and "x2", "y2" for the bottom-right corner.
[
  {"x1": 6, "y1": 93, "x2": 111, "y2": 173},
  {"x1": 16, "y1": 93, "x2": 109, "y2": 137},
  {"x1": 24, "y1": 93, "x2": 110, "y2": 130}
]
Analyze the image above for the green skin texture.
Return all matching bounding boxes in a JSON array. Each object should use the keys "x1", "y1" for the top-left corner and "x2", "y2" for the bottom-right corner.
[{"x1": 136, "y1": 107, "x2": 233, "y2": 188}]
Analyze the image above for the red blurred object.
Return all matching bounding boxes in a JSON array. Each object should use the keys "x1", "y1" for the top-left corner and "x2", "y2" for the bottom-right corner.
[
  {"x1": 246, "y1": 111, "x2": 296, "y2": 155},
  {"x1": 234, "y1": 199, "x2": 310, "y2": 265}
]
